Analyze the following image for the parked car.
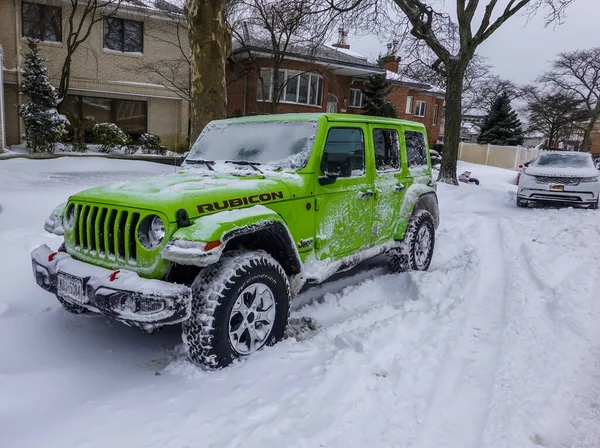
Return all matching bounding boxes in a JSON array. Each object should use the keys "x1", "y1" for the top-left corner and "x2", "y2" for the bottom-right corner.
[
  {"x1": 516, "y1": 151, "x2": 600, "y2": 208},
  {"x1": 32, "y1": 113, "x2": 439, "y2": 369},
  {"x1": 430, "y1": 149, "x2": 442, "y2": 167},
  {"x1": 516, "y1": 159, "x2": 536, "y2": 185}
]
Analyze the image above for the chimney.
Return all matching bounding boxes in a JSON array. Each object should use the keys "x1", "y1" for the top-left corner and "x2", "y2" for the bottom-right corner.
[
  {"x1": 332, "y1": 28, "x2": 350, "y2": 50},
  {"x1": 380, "y1": 41, "x2": 400, "y2": 73}
]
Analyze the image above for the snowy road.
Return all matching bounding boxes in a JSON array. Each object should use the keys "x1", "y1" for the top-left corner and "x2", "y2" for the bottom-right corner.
[{"x1": 1, "y1": 158, "x2": 600, "y2": 447}]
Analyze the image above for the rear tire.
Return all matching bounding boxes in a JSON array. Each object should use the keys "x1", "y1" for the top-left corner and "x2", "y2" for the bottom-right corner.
[
  {"x1": 183, "y1": 250, "x2": 291, "y2": 369},
  {"x1": 389, "y1": 210, "x2": 435, "y2": 272}
]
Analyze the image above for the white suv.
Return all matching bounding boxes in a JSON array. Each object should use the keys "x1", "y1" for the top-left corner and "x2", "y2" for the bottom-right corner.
[{"x1": 517, "y1": 151, "x2": 600, "y2": 209}]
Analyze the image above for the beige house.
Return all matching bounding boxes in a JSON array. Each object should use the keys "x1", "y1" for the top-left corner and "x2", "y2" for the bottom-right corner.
[{"x1": 1, "y1": 0, "x2": 189, "y2": 151}]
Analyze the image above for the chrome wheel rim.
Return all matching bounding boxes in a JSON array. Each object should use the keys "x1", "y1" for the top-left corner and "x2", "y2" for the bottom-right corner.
[
  {"x1": 414, "y1": 225, "x2": 432, "y2": 269},
  {"x1": 228, "y1": 282, "x2": 276, "y2": 355}
]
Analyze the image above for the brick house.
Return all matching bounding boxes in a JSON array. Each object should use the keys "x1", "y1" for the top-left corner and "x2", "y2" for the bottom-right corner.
[
  {"x1": 1, "y1": 0, "x2": 189, "y2": 150},
  {"x1": 227, "y1": 32, "x2": 445, "y2": 148}
]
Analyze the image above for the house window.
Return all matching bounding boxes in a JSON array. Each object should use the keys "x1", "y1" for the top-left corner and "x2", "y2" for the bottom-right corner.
[
  {"x1": 433, "y1": 104, "x2": 439, "y2": 126},
  {"x1": 415, "y1": 100, "x2": 426, "y2": 117},
  {"x1": 405, "y1": 130, "x2": 428, "y2": 168},
  {"x1": 373, "y1": 128, "x2": 400, "y2": 172},
  {"x1": 104, "y1": 17, "x2": 143, "y2": 53},
  {"x1": 22, "y1": 1, "x2": 62, "y2": 42},
  {"x1": 405, "y1": 96, "x2": 413, "y2": 114},
  {"x1": 257, "y1": 68, "x2": 323, "y2": 107},
  {"x1": 64, "y1": 95, "x2": 148, "y2": 134},
  {"x1": 349, "y1": 88, "x2": 365, "y2": 108}
]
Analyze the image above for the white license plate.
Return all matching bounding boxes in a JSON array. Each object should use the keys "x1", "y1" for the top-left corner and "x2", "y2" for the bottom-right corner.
[{"x1": 57, "y1": 273, "x2": 85, "y2": 304}]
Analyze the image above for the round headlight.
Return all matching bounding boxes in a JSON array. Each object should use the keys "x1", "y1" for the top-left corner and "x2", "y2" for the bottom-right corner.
[
  {"x1": 64, "y1": 204, "x2": 75, "y2": 229},
  {"x1": 138, "y1": 215, "x2": 165, "y2": 249}
]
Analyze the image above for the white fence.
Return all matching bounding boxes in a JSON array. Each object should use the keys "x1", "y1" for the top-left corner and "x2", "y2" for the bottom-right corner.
[{"x1": 458, "y1": 142, "x2": 542, "y2": 170}]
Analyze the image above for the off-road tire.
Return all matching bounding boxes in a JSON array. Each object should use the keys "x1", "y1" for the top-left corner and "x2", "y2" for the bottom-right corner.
[
  {"x1": 516, "y1": 197, "x2": 528, "y2": 208},
  {"x1": 183, "y1": 250, "x2": 291, "y2": 369},
  {"x1": 389, "y1": 209, "x2": 435, "y2": 272},
  {"x1": 55, "y1": 243, "x2": 89, "y2": 314}
]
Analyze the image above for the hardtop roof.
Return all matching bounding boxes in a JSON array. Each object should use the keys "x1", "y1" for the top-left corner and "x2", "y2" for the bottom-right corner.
[{"x1": 210, "y1": 113, "x2": 427, "y2": 131}]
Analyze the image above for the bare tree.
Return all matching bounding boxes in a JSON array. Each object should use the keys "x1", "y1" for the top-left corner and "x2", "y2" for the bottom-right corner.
[
  {"x1": 539, "y1": 48, "x2": 600, "y2": 152},
  {"x1": 228, "y1": 0, "x2": 334, "y2": 114},
  {"x1": 58, "y1": 0, "x2": 123, "y2": 105},
  {"x1": 186, "y1": 0, "x2": 230, "y2": 143},
  {"x1": 137, "y1": 5, "x2": 191, "y2": 101},
  {"x1": 326, "y1": 0, "x2": 575, "y2": 184},
  {"x1": 525, "y1": 87, "x2": 588, "y2": 149}
]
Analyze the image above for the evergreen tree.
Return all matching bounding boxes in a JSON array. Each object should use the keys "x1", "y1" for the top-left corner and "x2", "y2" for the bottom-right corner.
[
  {"x1": 363, "y1": 75, "x2": 398, "y2": 118},
  {"x1": 17, "y1": 40, "x2": 68, "y2": 153},
  {"x1": 478, "y1": 92, "x2": 524, "y2": 146}
]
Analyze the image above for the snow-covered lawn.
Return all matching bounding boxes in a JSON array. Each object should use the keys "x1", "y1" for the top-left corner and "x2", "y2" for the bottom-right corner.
[{"x1": 1, "y1": 159, "x2": 600, "y2": 448}]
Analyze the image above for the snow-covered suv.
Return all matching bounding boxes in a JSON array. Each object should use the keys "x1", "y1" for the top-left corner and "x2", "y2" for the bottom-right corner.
[
  {"x1": 32, "y1": 113, "x2": 439, "y2": 368},
  {"x1": 517, "y1": 151, "x2": 600, "y2": 208}
]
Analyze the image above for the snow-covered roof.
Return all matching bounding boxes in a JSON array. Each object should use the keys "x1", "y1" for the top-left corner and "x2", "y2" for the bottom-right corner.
[
  {"x1": 460, "y1": 121, "x2": 481, "y2": 135},
  {"x1": 324, "y1": 44, "x2": 369, "y2": 61},
  {"x1": 232, "y1": 37, "x2": 384, "y2": 73},
  {"x1": 385, "y1": 70, "x2": 446, "y2": 96}
]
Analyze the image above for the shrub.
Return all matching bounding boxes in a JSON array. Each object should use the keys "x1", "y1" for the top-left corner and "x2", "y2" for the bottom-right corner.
[
  {"x1": 139, "y1": 133, "x2": 167, "y2": 155},
  {"x1": 92, "y1": 123, "x2": 127, "y2": 153},
  {"x1": 17, "y1": 40, "x2": 68, "y2": 153},
  {"x1": 123, "y1": 135, "x2": 140, "y2": 154}
]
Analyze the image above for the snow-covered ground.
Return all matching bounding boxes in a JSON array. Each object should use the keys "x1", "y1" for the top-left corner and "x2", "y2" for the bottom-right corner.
[{"x1": 1, "y1": 159, "x2": 600, "y2": 448}]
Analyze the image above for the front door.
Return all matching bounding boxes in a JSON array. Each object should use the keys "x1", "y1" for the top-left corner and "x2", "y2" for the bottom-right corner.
[{"x1": 314, "y1": 125, "x2": 374, "y2": 260}]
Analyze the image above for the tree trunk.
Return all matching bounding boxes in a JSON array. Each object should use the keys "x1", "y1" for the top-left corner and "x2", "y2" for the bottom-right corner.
[
  {"x1": 438, "y1": 62, "x2": 466, "y2": 185},
  {"x1": 186, "y1": 0, "x2": 228, "y2": 146},
  {"x1": 57, "y1": 54, "x2": 72, "y2": 110}
]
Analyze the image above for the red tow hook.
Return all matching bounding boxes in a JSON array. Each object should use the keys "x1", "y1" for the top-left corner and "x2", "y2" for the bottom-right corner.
[
  {"x1": 109, "y1": 270, "x2": 121, "y2": 282},
  {"x1": 48, "y1": 252, "x2": 58, "y2": 262}
]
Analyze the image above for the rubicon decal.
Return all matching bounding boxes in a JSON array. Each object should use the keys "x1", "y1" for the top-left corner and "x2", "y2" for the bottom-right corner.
[{"x1": 197, "y1": 191, "x2": 284, "y2": 213}]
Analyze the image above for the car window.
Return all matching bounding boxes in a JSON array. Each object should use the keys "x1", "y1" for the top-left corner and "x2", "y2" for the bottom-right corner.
[
  {"x1": 405, "y1": 131, "x2": 428, "y2": 168},
  {"x1": 321, "y1": 128, "x2": 365, "y2": 178},
  {"x1": 373, "y1": 128, "x2": 400, "y2": 172}
]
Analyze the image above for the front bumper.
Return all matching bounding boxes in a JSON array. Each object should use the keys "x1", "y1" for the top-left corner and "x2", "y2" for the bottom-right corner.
[
  {"x1": 32, "y1": 245, "x2": 192, "y2": 328},
  {"x1": 517, "y1": 179, "x2": 599, "y2": 206}
]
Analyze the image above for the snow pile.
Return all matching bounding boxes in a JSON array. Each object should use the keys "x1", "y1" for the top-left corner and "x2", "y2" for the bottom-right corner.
[{"x1": 1, "y1": 159, "x2": 600, "y2": 447}]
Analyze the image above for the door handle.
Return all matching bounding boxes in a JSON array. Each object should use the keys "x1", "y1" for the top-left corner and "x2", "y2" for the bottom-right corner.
[
  {"x1": 358, "y1": 190, "x2": 374, "y2": 199},
  {"x1": 395, "y1": 183, "x2": 405, "y2": 192}
]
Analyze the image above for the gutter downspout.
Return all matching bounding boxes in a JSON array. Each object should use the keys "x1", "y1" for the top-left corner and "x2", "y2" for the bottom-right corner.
[
  {"x1": 0, "y1": 45, "x2": 8, "y2": 153},
  {"x1": 15, "y1": 0, "x2": 23, "y2": 144},
  {"x1": 243, "y1": 70, "x2": 248, "y2": 116}
]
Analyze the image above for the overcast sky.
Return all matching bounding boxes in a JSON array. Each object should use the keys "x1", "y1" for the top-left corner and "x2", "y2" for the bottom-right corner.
[{"x1": 348, "y1": 0, "x2": 598, "y2": 85}]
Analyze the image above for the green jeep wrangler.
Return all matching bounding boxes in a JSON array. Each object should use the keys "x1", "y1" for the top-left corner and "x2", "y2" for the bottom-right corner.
[{"x1": 32, "y1": 113, "x2": 439, "y2": 368}]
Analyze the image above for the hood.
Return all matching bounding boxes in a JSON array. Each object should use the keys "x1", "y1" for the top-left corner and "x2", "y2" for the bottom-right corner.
[
  {"x1": 525, "y1": 166, "x2": 599, "y2": 178},
  {"x1": 70, "y1": 172, "x2": 294, "y2": 222}
]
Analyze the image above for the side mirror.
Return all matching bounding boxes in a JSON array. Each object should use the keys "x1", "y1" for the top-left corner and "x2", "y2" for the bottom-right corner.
[
  {"x1": 321, "y1": 152, "x2": 352, "y2": 179},
  {"x1": 318, "y1": 175, "x2": 337, "y2": 186}
]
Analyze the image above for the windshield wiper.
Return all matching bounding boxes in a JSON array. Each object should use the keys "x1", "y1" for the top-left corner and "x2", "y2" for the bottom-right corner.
[
  {"x1": 225, "y1": 160, "x2": 263, "y2": 173},
  {"x1": 185, "y1": 159, "x2": 215, "y2": 171}
]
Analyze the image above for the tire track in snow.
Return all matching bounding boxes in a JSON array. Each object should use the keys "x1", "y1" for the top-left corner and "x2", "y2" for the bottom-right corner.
[{"x1": 412, "y1": 219, "x2": 508, "y2": 448}]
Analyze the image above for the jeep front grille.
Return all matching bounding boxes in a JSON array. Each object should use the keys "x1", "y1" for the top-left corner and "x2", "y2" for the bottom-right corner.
[{"x1": 72, "y1": 204, "x2": 141, "y2": 264}]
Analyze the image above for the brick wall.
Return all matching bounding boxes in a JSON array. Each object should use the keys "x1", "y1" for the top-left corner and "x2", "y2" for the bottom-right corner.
[
  {"x1": 591, "y1": 131, "x2": 600, "y2": 156},
  {"x1": 227, "y1": 56, "x2": 444, "y2": 148},
  {"x1": 388, "y1": 84, "x2": 444, "y2": 147},
  {"x1": 1, "y1": 0, "x2": 190, "y2": 149}
]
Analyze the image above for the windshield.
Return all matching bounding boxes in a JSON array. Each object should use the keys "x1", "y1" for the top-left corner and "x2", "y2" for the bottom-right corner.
[
  {"x1": 186, "y1": 121, "x2": 318, "y2": 171},
  {"x1": 534, "y1": 153, "x2": 594, "y2": 168}
]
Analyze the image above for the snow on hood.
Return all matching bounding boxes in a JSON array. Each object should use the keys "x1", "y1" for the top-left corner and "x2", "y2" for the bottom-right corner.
[
  {"x1": 524, "y1": 166, "x2": 599, "y2": 178},
  {"x1": 70, "y1": 172, "x2": 297, "y2": 222}
]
